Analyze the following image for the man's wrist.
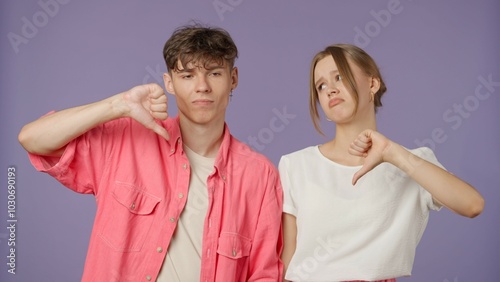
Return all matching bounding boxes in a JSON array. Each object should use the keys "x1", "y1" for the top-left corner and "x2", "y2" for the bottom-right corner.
[{"x1": 107, "y1": 92, "x2": 130, "y2": 119}]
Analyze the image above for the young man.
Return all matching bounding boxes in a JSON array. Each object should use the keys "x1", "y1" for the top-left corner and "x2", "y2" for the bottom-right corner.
[{"x1": 18, "y1": 25, "x2": 283, "y2": 281}]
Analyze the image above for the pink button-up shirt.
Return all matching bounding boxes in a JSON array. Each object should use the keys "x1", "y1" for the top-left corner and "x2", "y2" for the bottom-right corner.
[{"x1": 29, "y1": 116, "x2": 283, "y2": 281}]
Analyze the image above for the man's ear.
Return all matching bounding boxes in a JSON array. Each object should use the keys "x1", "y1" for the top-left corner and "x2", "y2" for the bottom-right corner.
[
  {"x1": 163, "y1": 72, "x2": 175, "y2": 95},
  {"x1": 231, "y1": 67, "x2": 239, "y2": 91}
]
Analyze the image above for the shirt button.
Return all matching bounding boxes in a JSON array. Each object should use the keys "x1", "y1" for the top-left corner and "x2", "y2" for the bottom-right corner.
[
  {"x1": 170, "y1": 149, "x2": 174, "y2": 153},
  {"x1": 157, "y1": 247, "x2": 163, "y2": 253},
  {"x1": 182, "y1": 163, "x2": 187, "y2": 169},
  {"x1": 146, "y1": 275, "x2": 152, "y2": 281},
  {"x1": 169, "y1": 217, "x2": 175, "y2": 222},
  {"x1": 130, "y1": 203, "x2": 135, "y2": 210},
  {"x1": 232, "y1": 249, "x2": 237, "y2": 257},
  {"x1": 222, "y1": 175, "x2": 226, "y2": 181},
  {"x1": 178, "y1": 193, "x2": 184, "y2": 198}
]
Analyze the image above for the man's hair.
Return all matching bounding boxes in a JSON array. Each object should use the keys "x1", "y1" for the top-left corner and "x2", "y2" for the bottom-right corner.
[
  {"x1": 163, "y1": 24, "x2": 238, "y2": 72},
  {"x1": 309, "y1": 44, "x2": 387, "y2": 134}
]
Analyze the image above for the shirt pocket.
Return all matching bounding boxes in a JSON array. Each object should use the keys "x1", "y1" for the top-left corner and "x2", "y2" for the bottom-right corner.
[
  {"x1": 98, "y1": 181, "x2": 161, "y2": 252},
  {"x1": 216, "y1": 232, "x2": 252, "y2": 280}
]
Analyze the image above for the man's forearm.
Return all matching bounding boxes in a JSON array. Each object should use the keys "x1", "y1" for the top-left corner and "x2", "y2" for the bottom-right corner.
[{"x1": 18, "y1": 93, "x2": 125, "y2": 156}]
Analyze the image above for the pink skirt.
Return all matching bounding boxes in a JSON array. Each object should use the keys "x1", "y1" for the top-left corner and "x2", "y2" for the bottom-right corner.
[{"x1": 346, "y1": 278, "x2": 396, "y2": 282}]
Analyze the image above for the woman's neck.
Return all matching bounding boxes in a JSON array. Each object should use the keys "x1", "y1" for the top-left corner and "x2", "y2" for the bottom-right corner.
[{"x1": 321, "y1": 116, "x2": 377, "y2": 166}]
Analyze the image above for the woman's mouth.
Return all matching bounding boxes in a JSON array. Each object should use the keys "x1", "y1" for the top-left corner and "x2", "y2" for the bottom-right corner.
[{"x1": 329, "y1": 98, "x2": 343, "y2": 108}]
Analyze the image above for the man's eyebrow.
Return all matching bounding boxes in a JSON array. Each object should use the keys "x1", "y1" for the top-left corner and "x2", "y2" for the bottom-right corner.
[
  {"x1": 204, "y1": 65, "x2": 225, "y2": 71},
  {"x1": 174, "y1": 68, "x2": 194, "y2": 73},
  {"x1": 175, "y1": 66, "x2": 225, "y2": 74}
]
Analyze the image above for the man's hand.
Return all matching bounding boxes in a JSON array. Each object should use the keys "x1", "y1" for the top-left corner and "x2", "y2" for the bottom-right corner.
[
  {"x1": 121, "y1": 83, "x2": 170, "y2": 140},
  {"x1": 19, "y1": 83, "x2": 170, "y2": 156}
]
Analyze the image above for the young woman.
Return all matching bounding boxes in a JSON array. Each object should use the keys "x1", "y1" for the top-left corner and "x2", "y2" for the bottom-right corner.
[{"x1": 279, "y1": 44, "x2": 484, "y2": 282}]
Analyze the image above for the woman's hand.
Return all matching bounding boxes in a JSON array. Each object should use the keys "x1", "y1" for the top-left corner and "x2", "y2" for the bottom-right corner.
[{"x1": 349, "y1": 129, "x2": 393, "y2": 185}]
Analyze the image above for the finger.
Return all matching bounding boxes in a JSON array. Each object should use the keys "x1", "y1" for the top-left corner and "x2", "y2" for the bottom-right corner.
[
  {"x1": 151, "y1": 124, "x2": 170, "y2": 140},
  {"x1": 352, "y1": 165, "x2": 370, "y2": 185},
  {"x1": 361, "y1": 129, "x2": 372, "y2": 140},
  {"x1": 351, "y1": 129, "x2": 371, "y2": 144},
  {"x1": 350, "y1": 140, "x2": 370, "y2": 153},
  {"x1": 149, "y1": 94, "x2": 168, "y2": 120},
  {"x1": 349, "y1": 140, "x2": 371, "y2": 156},
  {"x1": 149, "y1": 90, "x2": 167, "y2": 103},
  {"x1": 151, "y1": 111, "x2": 168, "y2": 120},
  {"x1": 353, "y1": 136, "x2": 371, "y2": 148},
  {"x1": 146, "y1": 82, "x2": 163, "y2": 91},
  {"x1": 348, "y1": 147, "x2": 367, "y2": 157},
  {"x1": 150, "y1": 103, "x2": 167, "y2": 112},
  {"x1": 144, "y1": 120, "x2": 170, "y2": 140},
  {"x1": 147, "y1": 84, "x2": 165, "y2": 98}
]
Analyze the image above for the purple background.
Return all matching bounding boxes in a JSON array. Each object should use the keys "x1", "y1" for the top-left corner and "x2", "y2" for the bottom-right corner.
[{"x1": 1, "y1": 0, "x2": 499, "y2": 281}]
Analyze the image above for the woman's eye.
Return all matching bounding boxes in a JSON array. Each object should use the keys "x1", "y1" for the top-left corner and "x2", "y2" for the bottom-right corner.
[
  {"x1": 335, "y1": 74, "x2": 342, "y2": 81},
  {"x1": 317, "y1": 83, "x2": 327, "y2": 91}
]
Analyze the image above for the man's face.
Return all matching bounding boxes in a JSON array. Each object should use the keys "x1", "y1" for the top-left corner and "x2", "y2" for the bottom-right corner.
[{"x1": 164, "y1": 60, "x2": 238, "y2": 127}]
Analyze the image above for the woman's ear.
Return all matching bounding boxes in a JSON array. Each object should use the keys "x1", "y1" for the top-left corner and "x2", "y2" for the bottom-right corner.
[
  {"x1": 370, "y1": 76, "x2": 381, "y2": 94},
  {"x1": 163, "y1": 73, "x2": 175, "y2": 95}
]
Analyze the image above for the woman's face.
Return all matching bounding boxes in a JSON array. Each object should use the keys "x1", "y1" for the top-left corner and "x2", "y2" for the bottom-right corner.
[{"x1": 314, "y1": 55, "x2": 375, "y2": 124}]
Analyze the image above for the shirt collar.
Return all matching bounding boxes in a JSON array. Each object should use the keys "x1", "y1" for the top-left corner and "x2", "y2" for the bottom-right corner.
[
  {"x1": 164, "y1": 116, "x2": 183, "y2": 156},
  {"x1": 165, "y1": 116, "x2": 231, "y2": 182},
  {"x1": 213, "y1": 124, "x2": 231, "y2": 182}
]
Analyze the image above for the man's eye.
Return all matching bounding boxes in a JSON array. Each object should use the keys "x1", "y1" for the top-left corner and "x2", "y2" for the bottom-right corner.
[{"x1": 211, "y1": 72, "x2": 222, "y2": 76}]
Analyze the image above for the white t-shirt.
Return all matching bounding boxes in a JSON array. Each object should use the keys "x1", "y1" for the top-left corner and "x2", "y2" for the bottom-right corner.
[
  {"x1": 157, "y1": 146, "x2": 214, "y2": 282},
  {"x1": 279, "y1": 146, "x2": 443, "y2": 282}
]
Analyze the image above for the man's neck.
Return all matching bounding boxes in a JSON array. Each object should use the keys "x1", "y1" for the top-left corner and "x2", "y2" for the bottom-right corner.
[{"x1": 179, "y1": 117, "x2": 225, "y2": 158}]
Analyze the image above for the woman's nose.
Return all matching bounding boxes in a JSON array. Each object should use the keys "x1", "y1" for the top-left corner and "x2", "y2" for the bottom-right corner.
[{"x1": 327, "y1": 85, "x2": 339, "y2": 97}]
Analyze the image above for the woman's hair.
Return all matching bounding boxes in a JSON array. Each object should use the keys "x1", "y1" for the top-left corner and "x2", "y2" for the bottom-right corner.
[
  {"x1": 309, "y1": 44, "x2": 387, "y2": 134},
  {"x1": 163, "y1": 23, "x2": 238, "y2": 72}
]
